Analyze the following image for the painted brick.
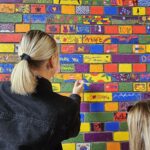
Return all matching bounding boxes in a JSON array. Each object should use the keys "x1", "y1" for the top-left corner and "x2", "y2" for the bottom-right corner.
[
  {"x1": 76, "y1": 143, "x2": 90, "y2": 150},
  {"x1": 104, "y1": 6, "x2": 118, "y2": 15},
  {"x1": 91, "y1": 122, "x2": 104, "y2": 132},
  {"x1": 90, "y1": 6, "x2": 104, "y2": 15},
  {"x1": 15, "y1": 24, "x2": 30, "y2": 32},
  {"x1": 147, "y1": 64, "x2": 150, "y2": 72},
  {"x1": 112, "y1": 55, "x2": 139, "y2": 63},
  {"x1": 104, "y1": 44, "x2": 118, "y2": 53},
  {"x1": 52, "y1": 83, "x2": 60, "y2": 92},
  {"x1": 90, "y1": 44, "x2": 104, "y2": 54},
  {"x1": 113, "y1": 132, "x2": 129, "y2": 141},
  {"x1": 104, "y1": 26, "x2": 118, "y2": 34},
  {"x1": 0, "y1": 4, "x2": 15, "y2": 13},
  {"x1": 76, "y1": 25, "x2": 90, "y2": 34},
  {"x1": 60, "y1": 83, "x2": 74, "y2": 92},
  {"x1": 61, "y1": 24, "x2": 76, "y2": 34},
  {"x1": 0, "y1": 74, "x2": 10, "y2": 81},
  {"x1": 63, "y1": 134, "x2": 84, "y2": 143},
  {"x1": 114, "y1": 112, "x2": 127, "y2": 122},
  {"x1": 76, "y1": 6, "x2": 90, "y2": 14},
  {"x1": 31, "y1": 4, "x2": 46, "y2": 13},
  {"x1": 113, "y1": 92, "x2": 141, "y2": 101},
  {"x1": 46, "y1": 5, "x2": 61, "y2": 14},
  {"x1": 80, "y1": 123, "x2": 90, "y2": 132},
  {"x1": 0, "y1": 44, "x2": 14, "y2": 53},
  {"x1": 23, "y1": 0, "x2": 52, "y2": 3},
  {"x1": 139, "y1": 35, "x2": 150, "y2": 44},
  {"x1": 105, "y1": 102, "x2": 118, "y2": 111},
  {"x1": 120, "y1": 122, "x2": 128, "y2": 131},
  {"x1": 90, "y1": 103, "x2": 104, "y2": 112},
  {"x1": 133, "y1": 64, "x2": 146, "y2": 72},
  {"x1": 89, "y1": 64, "x2": 103, "y2": 72},
  {"x1": 121, "y1": 142, "x2": 129, "y2": 150},
  {"x1": 0, "y1": 34, "x2": 22, "y2": 42},
  {"x1": 107, "y1": 142, "x2": 120, "y2": 150},
  {"x1": 140, "y1": 54, "x2": 150, "y2": 63},
  {"x1": 119, "y1": 102, "x2": 133, "y2": 111},
  {"x1": 132, "y1": 7, "x2": 146, "y2": 15},
  {"x1": 75, "y1": 64, "x2": 89, "y2": 73},
  {"x1": 60, "y1": 64, "x2": 75, "y2": 72},
  {"x1": 0, "y1": 0, "x2": 22, "y2": 2},
  {"x1": 46, "y1": 24, "x2": 60, "y2": 33},
  {"x1": 133, "y1": 82, "x2": 147, "y2": 92},
  {"x1": 0, "y1": 14, "x2": 22, "y2": 23},
  {"x1": 84, "y1": 83, "x2": 104, "y2": 92},
  {"x1": 91, "y1": 25, "x2": 104, "y2": 34},
  {"x1": 0, "y1": 54, "x2": 19, "y2": 63},
  {"x1": 15, "y1": 4, "x2": 30, "y2": 13},
  {"x1": 62, "y1": 5, "x2": 75, "y2": 14},
  {"x1": 118, "y1": 44, "x2": 132, "y2": 53},
  {"x1": 105, "y1": 122, "x2": 119, "y2": 131},
  {"x1": 31, "y1": 24, "x2": 45, "y2": 31},
  {"x1": 105, "y1": 83, "x2": 118, "y2": 92},
  {"x1": 132, "y1": 25, "x2": 146, "y2": 34},
  {"x1": 0, "y1": 24, "x2": 14, "y2": 32},
  {"x1": 91, "y1": 143, "x2": 106, "y2": 150},
  {"x1": 104, "y1": 64, "x2": 118, "y2": 73},
  {"x1": 80, "y1": 103, "x2": 89, "y2": 112},
  {"x1": 119, "y1": 83, "x2": 133, "y2": 92},
  {"x1": 118, "y1": 7, "x2": 132, "y2": 15},
  {"x1": 84, "y1": 132, "x2": 113, "y2": 142},
  {"x1": 119, "y1": 64, "x2": 132, "y2": 72},
  {"x1": 133, "y1": 44, "x2": 146, "y2": 53},
  {"x1": 84, "y1": 112, "x2": 113, "y2": 122},
  {"x1": 62, "y1": 143, "x2": 75, "y2": 150},
  {"x1": 0, "y1": 64, "x2": 14, "y2": 73},
  {"x1": 140, "y1": 73, "x2": 150, "y2": 81},
  {"x1": 80, "y1": 113, "x2": 84, "y2": 122}
]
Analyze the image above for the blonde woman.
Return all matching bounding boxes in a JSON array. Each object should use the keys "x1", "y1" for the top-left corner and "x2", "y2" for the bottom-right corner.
[
  {"x1": 127, "y1": 100, "x2": 150, "y2": 150},
  {"x1": 0, "y1": 30, "x2": 83, "y2": 150}
]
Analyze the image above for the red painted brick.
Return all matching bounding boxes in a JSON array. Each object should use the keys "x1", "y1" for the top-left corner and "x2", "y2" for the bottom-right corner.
[
  {"x1": 105, "y1": 83, "x2": 118, "y2": 92},
  {"x1": 114, "y1": 112, "x2": 127, "y2": 122},
  {"x1": 31, "y1": 4, "x2": 46, "y2": 13},
  {"x1": 0, "y1": 34, "x2": 22, "y2": 42},
  {"x1": 104, "y1": 64, "x2": 118, "y2": 73},
  {"x1": 104, "y1": 26, "x2": 118, "y2": 34},
  {"x1": 132, "y1": 26, "x2": 146, "y2": 34},
  {"x1": 133, "y1": 64, "x2": 146, "y2": 72},
  {"x1": 146, "y1": 7, "x2": 150, "y2": 15},
  {"x1": 90, "y1": 6, "x2": 104, "y2": 15}
]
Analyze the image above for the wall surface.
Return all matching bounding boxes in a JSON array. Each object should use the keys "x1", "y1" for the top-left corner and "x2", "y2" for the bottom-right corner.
[{"x1": 0, "y1": 0, "x2": 150, "y2": 150}]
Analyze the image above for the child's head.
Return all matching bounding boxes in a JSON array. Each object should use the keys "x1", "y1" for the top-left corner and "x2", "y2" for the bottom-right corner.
[
  {"x1": 127, "y1": 100, "x2": 150, "y2": 150},
  {"x1": 11, "y1": 30, "x2": 59, "y2": 95}
]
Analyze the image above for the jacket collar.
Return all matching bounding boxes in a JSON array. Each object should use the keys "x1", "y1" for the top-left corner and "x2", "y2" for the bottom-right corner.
[{"x1": 35, "y1": 76, "x2": 53, "y2": 94}]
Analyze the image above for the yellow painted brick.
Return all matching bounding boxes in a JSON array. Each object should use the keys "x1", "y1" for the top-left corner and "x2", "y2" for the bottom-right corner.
[
  {"x1": 90, "y1": 64, "x2": 103, "y2": 72},
  {"x1": 52, "y1": 83, "x2": 60, "y2": 92},
  {"x1": 54, "y1": 0, "x2": 82, "y2": 5},
  {"x1": 119, "y1": 26, "x2": 132, "y2": 34},
  {"x1": 84, "y1": 93, "x2": 112, "y2": 102},
  {"x1": 147, "y1": 83, "x2": 150, "y2": 91},
  {"x1": 62, "y1": 143, "x2": 75, "y2": 150},
  {"x1": 146, "y1": 45, "x2": 150, "y2": 53},
  {"x1": 62, "y1": 5, "x2": 75, "y2": 14},
  {"x1": 15, "y1": 24, "x2": 30, "y2": 32},
  {"x1": 105, "y1": 102, "x2": 118, "y2": 111},
  {"x1": 0, "y1": 44, "x2": 14, "y2": 52},
  {"x1": 114, "y1": 132, "x2": 129, "y2": 141},
  {"x1": 133, "y1": 7, "x2": 146, "y2": 15},
  {"x1": 133, "y1": 82, "x2": 146, "y2": 92},
  {"x1": 119, "y1": 64, "x2": 132, "y2": 72},
  {"x1": 83, "y1": 54, "x2": 111, "y2": 63},
  {"x1": 133, "y1": 44, "x2": 145, "y2": 53},
  {"x1": 0, "y1": 4, "x2": 15, "y2": 13},
  {"x1": 80, "y1": 123, "x2": 90, "y2": 132}
]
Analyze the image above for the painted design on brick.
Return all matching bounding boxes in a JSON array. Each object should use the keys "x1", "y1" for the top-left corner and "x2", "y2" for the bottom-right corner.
[
  {"x1": 0, "y1": 24, "x2": 14, "y2": 32},
  {"x1": 76, "y1": 143, "x2": 90, "y2": 150},
  {"x1": 16, "y1": 4, "x2": 30, "y2": 13},
  {"x1": 0, "y1": 74, "x2": 10, "y2": 81},
  {"x1": 114, "y1": 112, "x2": 127, "y2": 122}
]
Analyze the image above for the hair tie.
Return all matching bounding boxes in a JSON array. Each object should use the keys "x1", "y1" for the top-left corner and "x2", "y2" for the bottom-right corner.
[{"x1": 20, "y1": 53, "x2": 31, "y2": 62}]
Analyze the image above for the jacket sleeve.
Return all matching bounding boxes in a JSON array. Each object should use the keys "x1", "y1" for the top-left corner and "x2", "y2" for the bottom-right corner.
[{"x1": 56, "y1": 94, "x2": 81, "y2": 141}]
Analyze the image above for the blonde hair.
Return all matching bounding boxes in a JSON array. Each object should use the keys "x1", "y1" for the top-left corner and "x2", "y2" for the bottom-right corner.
[
  {"x1": 127, "y1": 100, "x2": 150, "y2": 150},
  {"x1": 11, "y1": 30, "x2": 57, "y2": 95}
]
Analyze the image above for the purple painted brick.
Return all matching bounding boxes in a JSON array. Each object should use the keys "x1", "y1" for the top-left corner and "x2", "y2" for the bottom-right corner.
[
  {"x1": 0, "y1": 0, "x2": 22, "y2": 2},
  {"x1": 89, "y1": 83, "x2": 104, "y2": 92},
  {"x1": 112, "y1": 54, "x2": 139, "y2": 63},
  {"x1": 142, "y1": 92, "x2": 150, "y2": 100},
  {"x1": 80, "y1": 103, "x2": 89, "y2": 112},
  {"x1": 121, "y1": 142, "x2": 129, "y2": 150},
  {"x1": 84, "y1": 132, "x2": 112, "y2": 142},
  {"x1": 75, "y1": 64, "x2": 89, "y2": 72}
]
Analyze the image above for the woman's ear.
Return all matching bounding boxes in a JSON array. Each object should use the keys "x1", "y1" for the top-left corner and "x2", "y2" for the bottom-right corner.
[{"x1": 46, "y1": 58, "x2": 53, "y2": 70}]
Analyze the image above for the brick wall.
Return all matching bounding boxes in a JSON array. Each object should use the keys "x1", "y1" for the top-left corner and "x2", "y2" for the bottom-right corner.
[{"x1": 0, "y1": 0, "x2": 150, "y2": 150}]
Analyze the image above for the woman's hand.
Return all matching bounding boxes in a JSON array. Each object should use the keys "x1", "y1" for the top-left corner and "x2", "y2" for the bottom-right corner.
[{"x1": 72, "y1": 80, "x2": 84, "y2": 95}]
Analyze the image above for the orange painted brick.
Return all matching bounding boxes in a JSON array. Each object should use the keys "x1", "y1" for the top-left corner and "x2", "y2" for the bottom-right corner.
[
  {"x1": 0, "y1": 34, "x2": 22, "y2": 42},
  {"x1": 105, "y1": 102, "x2": 118, "y2": 111},
  {"x1": 31, "y1": 4, "x2": 46, "y2": 13},
  {"x1": 104, "y1": 26, "x2": 119, "y2": 34},
  {"x1": 90, "y1": 64, "x2": 103, "y2": 72},
  {"x1": 15, "y1": 24, "x2": 30, "y2": 32},
  {"x1": 105, "y1": 83, "x2": 118, "y2": 92},
  {"x1": 90, "y1": 6, "x2": 104, "y2": 15},
  {"x1": 107, "y1": 142, "x2": 120, "y2": 150},
  {"x1": 0, "y1": 4, "x2": 15, "y2": 13},
  {"x1": 62, "y1": 5, "x2": 75, "y2": 14},
  {"x1": 132, "y1": 26, "x2": 146, "y2": 34},
  {"x1": 146, "y1": 7, "x2": 150, "y2": 15},
  {"x1": 133, "y1": 64, "x2": 146, "y2": 72},
  {"x1": 104, "y1": 64, "x2": 118, "y2": 73}
]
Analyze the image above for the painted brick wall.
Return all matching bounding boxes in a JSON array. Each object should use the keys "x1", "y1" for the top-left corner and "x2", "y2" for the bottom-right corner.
[{"x1": 0, "y1": 0, "x2": 150, "y2": 150}]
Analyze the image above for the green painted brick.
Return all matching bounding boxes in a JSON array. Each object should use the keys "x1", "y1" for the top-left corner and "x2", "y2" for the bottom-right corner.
[
  {"x1": 63, "y1": 134, "x2": 84, "y2": 143},
  {"x1": 0, "y1": 14, "x2": 22, "y2": 23},
  {"x1": 23, "y1": 0, "x2": 52, "y2": 3},
  {"x1": 84, "y1": 113, "x2": 113, "y2": 122},
  {"x1": 61, "y1": 64, "x2": 75, "y2": 73},
  {"x1": 118, "y1": 44, "x2": 132, "y2": 53},
  {"x1": 119, "y1": 82, "x2": 132, "y2": 92},
  {"x1": 61, "y1": 83, "x2": 74, "y2": 92},
  {"x1": 147, "y1": 64, "x2": 150, "y2": 72},
  {"x1": 120, "y1": 122, "x2": 128, "y2": 131},
  {"x1": 91, "y1": 143, "x2": 106, "y2": 150},
  {"x1": 139, "y1": 35, "x2": 150, "y2": 44},
  {"x1": 31, "y1": 24, "x2": 45, "y2": 32}
]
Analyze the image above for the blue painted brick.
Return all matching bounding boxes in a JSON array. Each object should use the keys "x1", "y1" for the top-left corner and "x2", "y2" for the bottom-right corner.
[
  {"x1": 105, "y1": 122, "x2": 119, "y2": 131},
  {"x1": 90, "y1": 45, "x2": 104, "y2": 54},
  {"x1": 76, "y1": 25, "x2": 90, "y2": 34},
  {"x1": 140, "y1": 54, "x2": 150, "y2": 63},
  {"x1": 90, "y1": 103, "x2": 104, "y2": 112},
  {"x1": 0, "y1": 64, "x2": 14, "y2": 74},
  {"x1": 46, "y1": 5, "x2": 61, "y2": 14},
  {"x1": 80, "y1": 113, "x2": 84, "y2": 122},
  {"x1": 104, "y1": 6, "x2": 118, "y2": 15}
]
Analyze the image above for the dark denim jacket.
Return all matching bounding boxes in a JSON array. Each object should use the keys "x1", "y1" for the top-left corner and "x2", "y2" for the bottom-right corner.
[{"x1": 0, "y1": 77, "x2": 81, "y2": 150}]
